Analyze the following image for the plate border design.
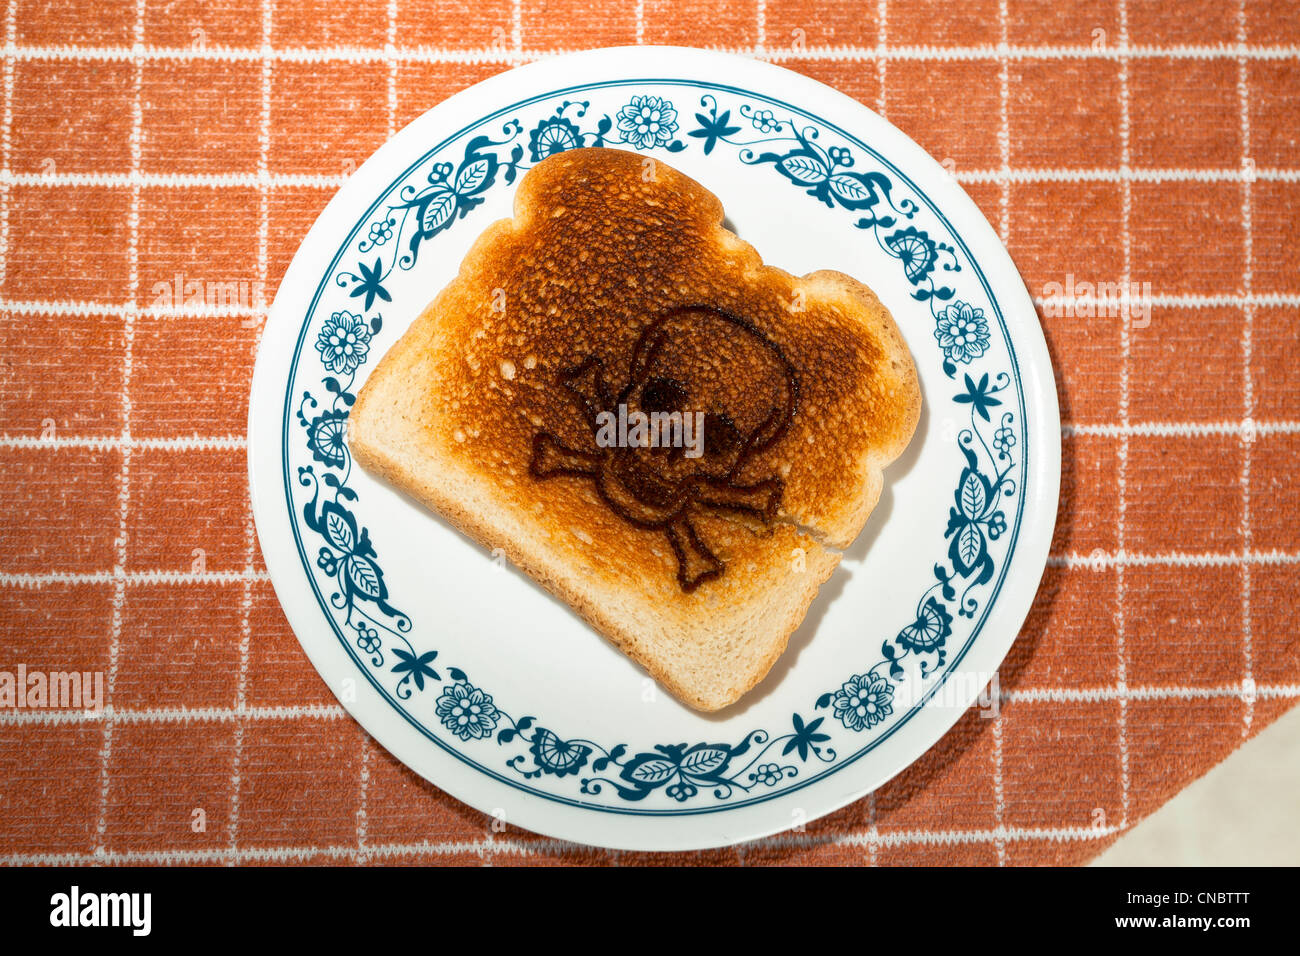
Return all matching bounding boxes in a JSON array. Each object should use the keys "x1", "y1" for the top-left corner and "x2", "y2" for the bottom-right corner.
[{"x1": 275, "y1": 76, "x2": 1031, "y2": 817}]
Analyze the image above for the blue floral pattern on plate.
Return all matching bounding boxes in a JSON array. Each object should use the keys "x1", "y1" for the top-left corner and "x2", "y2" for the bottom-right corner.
[{"x1": 285, "y1": 83, "x2": 1023, "y2": 811}]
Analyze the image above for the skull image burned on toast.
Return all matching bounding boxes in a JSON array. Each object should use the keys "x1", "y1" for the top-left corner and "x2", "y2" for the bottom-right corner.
[{"x1": 529, "y1": 304, "x2": 800, "y2": 592}]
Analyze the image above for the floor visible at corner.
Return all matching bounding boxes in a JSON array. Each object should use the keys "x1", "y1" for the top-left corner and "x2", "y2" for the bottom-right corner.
[{"x1": 1093, "y1": 704, "x2": 1300, "y2": 866}]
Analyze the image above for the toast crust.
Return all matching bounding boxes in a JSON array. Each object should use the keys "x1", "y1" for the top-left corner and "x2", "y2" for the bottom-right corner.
[{"x1": 349, "y1": 147, "x2": 920, "y2": 711}]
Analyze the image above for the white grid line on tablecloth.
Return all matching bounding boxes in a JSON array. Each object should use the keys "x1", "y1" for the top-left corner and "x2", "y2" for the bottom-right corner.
[
  {"x1": 5, "y1": 682, "x2": 1295, "y2": 727},
  {"x1": 385, "y1": 0, "x2": 397, "y2": 140},
  {"x1": 0, "y1": 822, "x2": 1133, "y2": 866},
  {"x1": 2, "y1": 420, "x2": 1298, "y2": 452},
  {"x1": 876, "y1": 0, "x2": 888, "y2": 115},
  {"x1": 1000, "y1": 683, "x2": 1297, "y2": 703},
  {"x1": 0, "y1": 435, "x2": 250, "y2": 449},
  {"x1": 1033, "y1": 292, "x2": 1300, "y2": 307},
  {"x1": 0, "y1": 570, "x2": 274, "y2": 587},
  {"x1": 1236, "y1": 5, "x2": 1257, "y2": 739},
  {"x1": 356, "y1": 736, "x2": 371, "y2": 865},
  {"x1": 94, "y1": 0, "x2": 145, "y2": 862},
  {"x1": 4, "y1": 292, "x2": 1298, "y2": 320},
  {"x1": 956, "y1": 168, "x2": 1299, "y2": 183},
  {"x1": 990, "y1": 713, "x2": 1006, "y2": 865},
  {"x1": 1, "y1": 298, "x2": 269, "y2": 317},
  {"x1": 1, "y1": 548, "x2": 1296, "y2": 589},
  {"x1": 1114, "y1": 0, "x2": 1132, "y2": 831},
  {"x1": 227, "y1": 0, "x2": 276, "y2": 865},
  {"x1": 4, "y1": 42, "x2": 1300, "y2": 64},
  {"x1": 511, "y1": 0, "x2": 522, "y2": 64},
  {"x1": 4, "y1": 167, "x2": 1297, "y2": 190},
  {"x1": 1047, "y1": 549, "x2": 1300, "y2": 568},
  {"x1": 1063, "y1": 421, "x2": 1300, "y2": 437},
  {"x1": 1, "y1": 704, "x2": 351, "y2": 726},
  {"x1": 0, "y1": 171, "x2": 348, "y2": 187},
  {"x1": 867, "y1": 790, "x2": 879, "y2": 866},
  {"x1": 0, "y1": 3, "x2": 13, "y2": 293}
]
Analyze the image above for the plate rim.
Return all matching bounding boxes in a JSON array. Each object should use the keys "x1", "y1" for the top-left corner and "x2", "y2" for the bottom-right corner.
[{"x1": 248, "y1": 44, "x2": 1061, "y2": 852}]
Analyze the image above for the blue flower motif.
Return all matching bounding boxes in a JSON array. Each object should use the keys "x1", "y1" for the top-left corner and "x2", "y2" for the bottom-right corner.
[
  {"x1": 993, "y1": 425, "x2": 1016, "y2": 458},
  {"x1": 349, "y1": 257, "x2": 392, "y2": 312},
  {"x1": 688, "y1": 104, "x2": 741, "y2": 155},
  {"x1": 782, "y1": 713, "x2": 831, "y2": 761},
  {"x1": 356, "y1": 624, "x2": 381, "y2": 656},
  {"x1": 934, "y1": 300, "x2": 990, "y2": 365},
  {"x1": 528, "y1": 114, "x2": 582, "y2": 162},
  {"x1": 897, "y1": 596, "x2": 953, "y2": 652},
  {"x1": 750, "y1": 108, "x2": 778, "y2": 133},
  {"x1": 316, "y1": 310, "x2": 372, "y2": 375},
  {"x1": 753, "y1": 763, "x2": 784, "y2": 786},
  {"x1": 391, "y1": 648, "x2": 439, "y2": 692},
  {"x1": 617, "y1": 95, "x2": 678, "y2": 149},
  {"x1": 306, "y1": 408, "x2": 349, "y2": 468},
  {"x1": 885, "y1": 226, "x2": 937, "y2": 284},
  {"x1": 315, "y1": 547, "x2": 337, "y2": 576},
  {"x1": 366, "y1": 218, "x2": 394, "y2": 246},
  {"x1": 954, "y1": 372, "x2": 1004, "y2": 422},
  {"x1": 435, "y1": 681, "x2": 499, "y2": 741},
  {"x1": 832, "y1": 674, "x2": 894, "y2": 731},
  {"x1": 529, "y1": 728, "x2": 591, "y2": 777},
  {"x1": 828, "y1": 145, "x2": 852, "y2": 167},
  {"x1": 665, "y1": 781, "x2": 699, "y2": 802}
]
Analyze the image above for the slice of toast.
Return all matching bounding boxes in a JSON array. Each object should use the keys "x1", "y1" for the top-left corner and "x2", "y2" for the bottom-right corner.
[{"x1": 349, "y1": 147, "x2": 920, "y2": 712}]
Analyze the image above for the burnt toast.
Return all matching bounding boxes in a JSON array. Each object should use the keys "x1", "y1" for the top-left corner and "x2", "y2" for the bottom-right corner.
[{"x1": 348, "y1": 147, "x2": 921, "y2": 711}]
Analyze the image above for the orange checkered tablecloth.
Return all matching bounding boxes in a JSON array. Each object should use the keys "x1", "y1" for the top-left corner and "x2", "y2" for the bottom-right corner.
[{"x1": 1, "y1": 0, "x2": 1297, "y2": 866}]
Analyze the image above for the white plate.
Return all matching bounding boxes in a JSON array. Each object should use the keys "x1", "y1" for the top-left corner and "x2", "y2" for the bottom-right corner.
[{"x1": 248, "y1": 45, "x2": 1060, "y2": 852}]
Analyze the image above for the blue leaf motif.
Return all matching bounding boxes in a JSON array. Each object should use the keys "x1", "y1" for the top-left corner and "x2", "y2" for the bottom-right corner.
[
  {"x1": 322, "y1": 503, "x2": 357, "y2": 553},
  {"x1": 455, "y1": 158, "x2": 491, "y2": 194},
  {"x1": 955, "y1": 523, "x2": 984, "y2": 570},
  {"x1": 960, "y1": 471, "x2": 987, "y2": 519},
  {"x1": 828, "y1": 173, "x2": 871, "y2": 203},
  {"x1": 679, "y1": 747, "x2": 729, "y2": 777},
  {"x1": 780, "y1": 153, "x2": 829, "y2": 184},
  {"x1": 625, "y1": 758, "x2": 677, "y2": 785},
  {"x1": 345, "y1": 555, "x2": 385, "y2": 600},
  {"x1": 421, "y1": 190, "x2": 456, "y2": 233}
]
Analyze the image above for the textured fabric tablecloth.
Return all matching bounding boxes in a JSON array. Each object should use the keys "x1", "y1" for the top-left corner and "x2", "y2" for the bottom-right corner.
[{"x1": 2, "y1": 0, "x2": 1297, "y2": 866}]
